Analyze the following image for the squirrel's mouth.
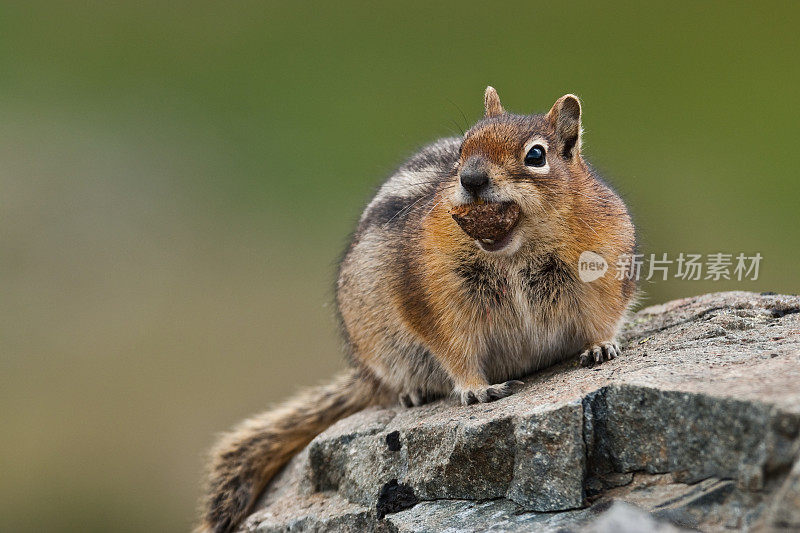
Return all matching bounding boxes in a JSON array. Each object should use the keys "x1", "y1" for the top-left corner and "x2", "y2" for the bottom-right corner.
[{"x1": 450, "y1": 201, "x2": 521, "y2": 252}]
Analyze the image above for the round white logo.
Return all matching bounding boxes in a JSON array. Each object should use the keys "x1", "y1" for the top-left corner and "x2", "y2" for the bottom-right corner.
[{"x1": 578, "y1": 251, "x2": 608, "y2": 283}]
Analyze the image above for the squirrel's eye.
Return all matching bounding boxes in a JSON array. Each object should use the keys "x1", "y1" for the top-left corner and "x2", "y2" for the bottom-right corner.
[{"x1": 524, "y1": 145, "x2": 546, "y2": 167}]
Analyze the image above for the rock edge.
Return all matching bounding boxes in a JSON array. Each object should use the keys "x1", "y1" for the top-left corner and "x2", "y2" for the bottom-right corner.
[{"x1": 244, "y1": 291, "x2": 800, "y2": 532}]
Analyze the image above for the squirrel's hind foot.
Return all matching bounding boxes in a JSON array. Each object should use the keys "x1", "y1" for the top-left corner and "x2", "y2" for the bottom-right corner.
[
  {"x1": 398, "y1": 389, "x2": 440, "y2": 407},
  {"x1": 458, "y1": 380, "x2": 524, "y2": 405}
]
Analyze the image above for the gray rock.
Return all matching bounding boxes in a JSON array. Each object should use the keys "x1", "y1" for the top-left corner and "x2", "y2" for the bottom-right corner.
[
  {"x1": 585, "y1": 385, "x2": 772, "y2": 487},
  {"x1": 763, "y1": 453, "x2": 800, "y2": 529},
  {"x1": 243, "y1": 292, "x2": 800, "y2": 532},
  {"x1": 506, "y1": 401, "x2": 585, "y2": 510},
  {"x1": 582, "y1": 502, "x2": 689, "y2": 533}
]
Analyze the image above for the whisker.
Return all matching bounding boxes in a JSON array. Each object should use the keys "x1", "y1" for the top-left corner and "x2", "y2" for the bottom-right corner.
[
  {"x1": 424, "y1": 193, "x2": 448, "y2": 218},
  {"x1": 512, "y1": 180, "x2": 602, "y2": 240},
  {"x1": 402, "y1": 179, "x2": 456, "y2": 186},
  {"x1": 383, "y1": 195, "x2": 428, "y2": 227},
  {"x1": 577, "y1": 216, "x2": 600, "y2": 238},
  {"x1": 544, "y1": 191, "x2": 600, "y2": 239},
  {"x1": 447, "y1": 119, "x2": 465, "y2": 137},
  {"x1": 564, "y1": 191, "x2": 604, "y2": 238},
  {"x1": 446, "y1": 99, "x2": 469, "y2": 135},
  {"x1": 570, "y1": 189, "x2": 608, "y2": 204},
  {"x1": 381, "y1": 183, "x2": 459, "y2": 227}
]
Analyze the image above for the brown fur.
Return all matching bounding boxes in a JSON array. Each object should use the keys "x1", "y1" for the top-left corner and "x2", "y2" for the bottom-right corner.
[{"x1": 199, "y1": 88, "x2": 636, "y2": 531}]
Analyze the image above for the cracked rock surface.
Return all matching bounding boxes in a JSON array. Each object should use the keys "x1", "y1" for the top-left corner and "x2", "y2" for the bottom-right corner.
[{"x1": 242, "y1": 291, "x2": 800, "y2": 532}]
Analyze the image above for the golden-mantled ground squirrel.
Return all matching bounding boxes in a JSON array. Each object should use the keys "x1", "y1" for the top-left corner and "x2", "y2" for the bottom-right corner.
[{"x1": 200, "y1": 88, "x2": 636, "y2": 532}]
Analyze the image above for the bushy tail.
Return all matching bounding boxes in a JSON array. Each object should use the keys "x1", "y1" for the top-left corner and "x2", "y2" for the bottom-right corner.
[{"x1": 199, "y1": 368, "x2": 388, "y2": 533}]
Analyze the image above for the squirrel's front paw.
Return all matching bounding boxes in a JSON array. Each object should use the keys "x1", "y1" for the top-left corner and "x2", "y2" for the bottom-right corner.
[
  {"x1": 579, "y1": 341, "x2": 619, "y2": 367},
  {"x1": 458, "y1": 380, "x2": 524, "y2": 405}
]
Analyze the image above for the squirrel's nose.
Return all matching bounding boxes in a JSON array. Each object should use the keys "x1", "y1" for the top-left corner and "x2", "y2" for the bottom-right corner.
[{"x1": 460, "y1": 161, "x2": 490, "y2": 197}]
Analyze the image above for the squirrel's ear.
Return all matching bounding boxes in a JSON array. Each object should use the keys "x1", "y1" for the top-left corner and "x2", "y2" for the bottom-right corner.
[
  {"x1": 484, "y1": 86, "x2": 505, "y2": 118},
  {"x1": 546, "y1": 94, "x2": 582, "y2": 159}
]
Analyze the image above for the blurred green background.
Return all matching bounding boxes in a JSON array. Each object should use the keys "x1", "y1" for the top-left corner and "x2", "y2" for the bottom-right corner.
[{"x1": 1, "y1": 1, "x2": 798, "y2": 531}]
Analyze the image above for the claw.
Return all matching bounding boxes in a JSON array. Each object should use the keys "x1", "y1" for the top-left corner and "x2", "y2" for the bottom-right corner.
[
  {"x1": 579, "y1": 341, "x2": 621, "y2": 368},
  {"x1": 462, "y1": 390, "x2": 478, "y2": 405},
  {"x1": 504, "y1": 379, "x2": 524, "y2": 392},
  {"x1": 603, "y1": 344, "x2": 618, "y2": 360},
  {"x1": 458, "y1": 379, "x2": 525, "y2": 406},
  {"x1": 486, "y1": 387, "x2": 503, "y2": 401},
  {"x1": 399, "y1": 389, "x2": 434, "y2": 407}
]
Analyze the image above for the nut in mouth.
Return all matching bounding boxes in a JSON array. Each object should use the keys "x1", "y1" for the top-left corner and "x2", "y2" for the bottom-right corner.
[{"x1": 450, "y1": 201, "x2": 520, "y2": 252}]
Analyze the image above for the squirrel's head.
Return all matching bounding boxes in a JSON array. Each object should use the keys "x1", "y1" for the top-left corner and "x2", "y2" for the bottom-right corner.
[{"x1": 449, "y1": 87, "x2": 585, "y2": 255}]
